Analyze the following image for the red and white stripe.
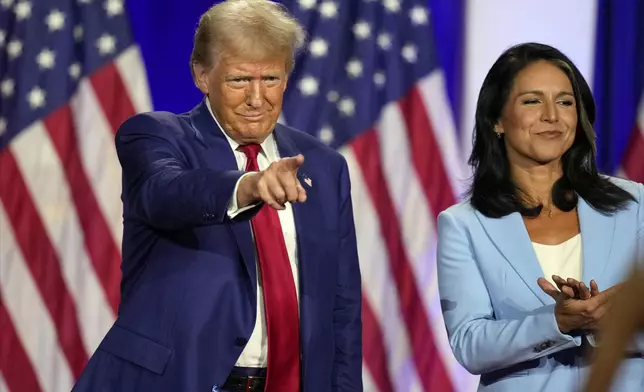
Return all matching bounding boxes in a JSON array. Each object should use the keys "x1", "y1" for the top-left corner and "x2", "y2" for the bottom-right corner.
[
  {"x1": 341, "y1": 70, "x2": 477, "y2": 392},
  {"x1": 0, "y1": 45, "x2": 149, "y2": 392}
]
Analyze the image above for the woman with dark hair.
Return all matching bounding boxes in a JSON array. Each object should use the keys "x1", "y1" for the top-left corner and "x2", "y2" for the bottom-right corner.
[{"x1": 437, "y1": 42, "x2": 644, "y2": 391}]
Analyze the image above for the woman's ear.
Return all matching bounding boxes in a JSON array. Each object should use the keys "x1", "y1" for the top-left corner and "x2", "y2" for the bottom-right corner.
[{"x1": 494, "y1": 123, "x2": 504, "y2": 137}]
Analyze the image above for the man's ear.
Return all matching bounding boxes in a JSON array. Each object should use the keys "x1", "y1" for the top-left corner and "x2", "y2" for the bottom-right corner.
[{"x1": 192, "y1": 62, "x2": 209, "y2": 94}]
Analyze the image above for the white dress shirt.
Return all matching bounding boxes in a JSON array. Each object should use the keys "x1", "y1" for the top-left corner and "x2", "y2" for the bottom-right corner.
[
  {"x1": 205, "y1": 99, "x2": 300, "y2": 367},
  {"x1": 532, "y1": 234, "x2": 582, "y2": 287}
]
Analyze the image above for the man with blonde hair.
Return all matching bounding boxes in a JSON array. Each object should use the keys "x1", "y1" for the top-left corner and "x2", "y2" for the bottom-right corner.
[{"x1": 72, "y1": 1, "x2": 362, "y2": 391}]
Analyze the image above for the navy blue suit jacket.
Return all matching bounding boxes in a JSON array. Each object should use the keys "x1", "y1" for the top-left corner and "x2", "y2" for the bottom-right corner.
[{"x1": 72, "y1": 100, "x2": 363, "y2": 392}]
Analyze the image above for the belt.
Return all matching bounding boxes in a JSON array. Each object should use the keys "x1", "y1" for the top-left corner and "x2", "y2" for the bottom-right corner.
[{"x1": 222, "y1": 374, "x2": 266, "y2": 392}]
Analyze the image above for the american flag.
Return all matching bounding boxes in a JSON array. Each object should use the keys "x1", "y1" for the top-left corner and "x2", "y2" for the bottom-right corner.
[
  {"x1": 0, "y1": 0, "x2": 151, "y2": 390},
  {"x1": 280, "y1": 0, "x2": 468, "y2": 390}
]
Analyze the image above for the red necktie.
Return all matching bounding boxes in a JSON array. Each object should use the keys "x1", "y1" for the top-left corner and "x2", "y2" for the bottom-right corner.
[{"x1": 237, "y1": 144, "x2": 301, "y2": 392}]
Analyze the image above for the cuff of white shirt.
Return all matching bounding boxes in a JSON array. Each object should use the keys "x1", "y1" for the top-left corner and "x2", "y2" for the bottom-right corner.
[{"x1": 227, "y1": 172, "x2": 260, "y2": 218}]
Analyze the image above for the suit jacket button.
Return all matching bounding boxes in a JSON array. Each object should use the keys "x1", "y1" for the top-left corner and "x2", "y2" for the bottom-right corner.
[
  {"x1": 235, "y1": 337, "x2": 248, "y2": 347},
  {"x1": 534, "y1": 341, "x2": 552, "y2": 352}
]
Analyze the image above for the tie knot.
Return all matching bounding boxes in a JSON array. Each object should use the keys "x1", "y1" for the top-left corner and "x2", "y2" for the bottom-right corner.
[{"x1": 237, "y1": 143, "x2": 262, "y2": 161}]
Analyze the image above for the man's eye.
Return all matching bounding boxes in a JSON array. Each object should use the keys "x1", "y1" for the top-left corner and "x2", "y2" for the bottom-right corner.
[{"x1": 227, "y1": 79, "x2": 248, "y2": 86}]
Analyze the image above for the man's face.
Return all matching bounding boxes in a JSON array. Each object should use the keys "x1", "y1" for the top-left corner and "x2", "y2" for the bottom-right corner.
[{"x1": 195, "y1": 53, "x2": 288, "y2": 144}]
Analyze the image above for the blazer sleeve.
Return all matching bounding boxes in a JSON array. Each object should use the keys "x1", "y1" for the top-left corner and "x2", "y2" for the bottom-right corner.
[
  {"x1": 437, "y1": 210, "x2": 582, "y2": 375},
  {"x1": 332, "y1": 158, "x2": 363, "y2": 391},
  {"x1": 116, "y1": 113, "x2": 252, "y2": 230}
]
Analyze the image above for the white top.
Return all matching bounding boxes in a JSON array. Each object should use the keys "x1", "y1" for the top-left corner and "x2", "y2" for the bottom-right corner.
[
  {"x1": 532, "y1": 234, "x2": 582, "y2": 287},
  {"x1": 206, "y1": 99, "x2": 300, "y2": 368}
]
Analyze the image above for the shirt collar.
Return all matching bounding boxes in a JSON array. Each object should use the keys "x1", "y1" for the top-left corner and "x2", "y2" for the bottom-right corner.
[{"x1": 204, "y1": 97, "x2": 278, "y2": 161}]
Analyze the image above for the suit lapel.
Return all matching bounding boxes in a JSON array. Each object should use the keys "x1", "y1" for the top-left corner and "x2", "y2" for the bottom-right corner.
[
  {"x1": 475, "y1": 211, "x2": 553, "y2": 305},
  {"x1": 475, "y1": 196, "x2": 618, "y2": 304},
  {"x1": 273, "y1": 125, "x2": 321, "y2": 349},
  {"x1": 187, "y1": 100, "x2": 258, "y2": 290},
  {"x1": 578, "y1": 197, "x2": 616, "y2": 285},
  {"x1": 187, "y1": 110, "x2": 324, "y2": 349}
]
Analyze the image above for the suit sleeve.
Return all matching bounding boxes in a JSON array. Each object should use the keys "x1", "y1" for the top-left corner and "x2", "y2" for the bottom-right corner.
[
  {"x1": 332, "y1": 158, "x2": 363, "y2": 391},
  {"x1": 437, "y1": 210, "x2": 581, "y2": 375},
  {"x1": 116, "y1": 113, "x2": 254, "y2": 230}
]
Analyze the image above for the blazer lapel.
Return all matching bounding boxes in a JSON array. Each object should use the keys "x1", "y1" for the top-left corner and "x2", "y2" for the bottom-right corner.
[
  {"x1": 578, "y1": 197, "x2": 616, "y2": 286},
  {"x1": 475, "y1": 211, "x2": 553, "y2": 305},
  {"x1": 273, "y1": 125, "x2": 322, "y2": 349},
  {"x1": 187, "y1": 100, "x2": 258, "y2": 289}
]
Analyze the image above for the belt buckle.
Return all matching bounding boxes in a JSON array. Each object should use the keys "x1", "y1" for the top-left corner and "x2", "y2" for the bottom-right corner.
[{"x1": 245, "y1": 375, "x2": 259, "y2": 392}]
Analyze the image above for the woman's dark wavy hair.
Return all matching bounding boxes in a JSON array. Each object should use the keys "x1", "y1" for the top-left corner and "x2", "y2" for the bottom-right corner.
[{"x1": 468, "y1": 42, "x2": 636, "y2": 218}]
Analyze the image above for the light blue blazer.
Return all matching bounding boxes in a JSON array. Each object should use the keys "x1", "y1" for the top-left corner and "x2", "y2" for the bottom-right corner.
[{"x1": 437, "y1": 177, "x2": 644, "y2": 392}]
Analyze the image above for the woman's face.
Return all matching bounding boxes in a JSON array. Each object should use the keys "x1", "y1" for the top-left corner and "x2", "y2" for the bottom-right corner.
[{"x1": 497, "y1": 60, "x2": 578, "y2": 167}]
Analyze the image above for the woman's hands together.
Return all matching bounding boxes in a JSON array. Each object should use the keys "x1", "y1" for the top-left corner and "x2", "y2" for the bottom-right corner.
[{"x1": 537, "y1": 276, "x2": 622, "y2": 334}]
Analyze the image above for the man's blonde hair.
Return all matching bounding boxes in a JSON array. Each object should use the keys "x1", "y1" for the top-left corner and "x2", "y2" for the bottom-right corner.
[{"x1": 190, "y1": 0, "x2": 306, "y2": 81}]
